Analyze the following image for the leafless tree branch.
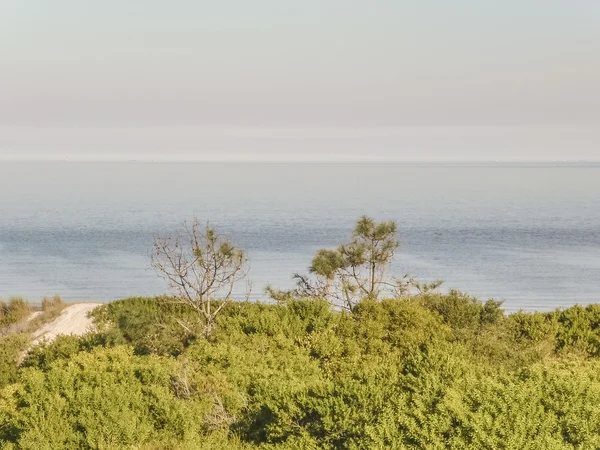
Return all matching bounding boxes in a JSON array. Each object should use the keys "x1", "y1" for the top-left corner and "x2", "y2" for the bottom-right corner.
[{"x1": 151, "y1": 217, "x2": 250, "y2": 337}]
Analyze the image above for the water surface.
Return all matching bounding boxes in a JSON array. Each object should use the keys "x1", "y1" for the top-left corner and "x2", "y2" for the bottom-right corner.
[{"x1": 1, "y1": 162, "x2": 599, "y2": 312}]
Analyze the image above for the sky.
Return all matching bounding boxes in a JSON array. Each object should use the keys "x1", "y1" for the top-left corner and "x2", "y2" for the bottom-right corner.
[{"x1": 1, "y1": 1, "x2": 599, "y2": 161}]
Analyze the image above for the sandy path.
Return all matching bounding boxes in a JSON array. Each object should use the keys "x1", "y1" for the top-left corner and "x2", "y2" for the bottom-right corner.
[{"x1": 31, "y1": 303, "x2": 102, "y2": 346}]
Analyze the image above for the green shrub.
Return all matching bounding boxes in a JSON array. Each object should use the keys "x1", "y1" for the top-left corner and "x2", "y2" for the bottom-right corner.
[
  {"x1": 509, "y1": 310, "x2": 558, "y2": 343},
  {"x1": 2, "y1": 295, "x2": 600, "y2": 448},
  {"x1": 0, "y1": 334, "x2": 30, "y2": 388},
  {"x1": 0, "y1": 346, "x2": 211, "y2": 449},
  {"x1": 412, "y1": 291, "x2": 504, "y2": 340},
  {"x1": 554, "y1": 304, "x2": 600, "y2": 356},
  {"x1": 21, "y1": 335, "x2": 83, "y2": 371},
  {"x1": 91, "y1": 297, "x2": 199, "y2": 356}
]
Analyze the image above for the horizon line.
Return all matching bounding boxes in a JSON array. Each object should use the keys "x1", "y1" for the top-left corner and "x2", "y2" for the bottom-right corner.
[{"x1": 1, "y1": 157, "x2": 599, "y2": 165}]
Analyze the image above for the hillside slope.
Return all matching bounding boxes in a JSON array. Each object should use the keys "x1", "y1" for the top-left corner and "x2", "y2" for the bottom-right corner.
[{"x1": 30, "y1": 302, "x2": 101, "y2": 346}]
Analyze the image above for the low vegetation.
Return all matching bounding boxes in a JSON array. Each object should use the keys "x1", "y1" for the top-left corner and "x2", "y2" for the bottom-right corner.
[
  {"x1": 0, "y1": 295, "x2": 66, "y2": 335},
  {"x1": 0, "y1": 295, "x2": 600, "y2": 449},
  {"x1": 1, "y1": 218, "x2": 599, "y2": 448},
  {"x1": 0, "y1": 298, "x2": 33, "y2": 331},
  {"x1": 0, "y1": 295, "x2": 66, "y2": 389}
]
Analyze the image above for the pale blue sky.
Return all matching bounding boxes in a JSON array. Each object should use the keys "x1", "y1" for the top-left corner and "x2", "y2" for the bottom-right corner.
[{"x1": 1, "y1": 1, "x2": 599, "y2": 160}]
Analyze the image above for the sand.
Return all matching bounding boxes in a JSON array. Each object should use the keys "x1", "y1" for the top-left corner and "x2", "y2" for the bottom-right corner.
[{"x1": 30, "y1": 302, "x2": 102, "y2": 346}]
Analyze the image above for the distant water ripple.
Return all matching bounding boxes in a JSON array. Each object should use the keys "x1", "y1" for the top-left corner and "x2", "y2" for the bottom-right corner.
[{"x1": 1, "y1": 162, "x2": 599, "y2": 312}]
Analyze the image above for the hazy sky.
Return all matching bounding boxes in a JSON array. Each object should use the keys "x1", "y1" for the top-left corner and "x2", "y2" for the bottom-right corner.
[{"x1": 1, "y1": 1, "x2": 599, "y2": 161}]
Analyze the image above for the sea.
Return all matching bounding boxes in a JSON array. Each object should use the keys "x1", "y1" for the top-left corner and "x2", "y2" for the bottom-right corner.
[{"x1": 1, "y1": 161, "x2": 599, "y2": 313}]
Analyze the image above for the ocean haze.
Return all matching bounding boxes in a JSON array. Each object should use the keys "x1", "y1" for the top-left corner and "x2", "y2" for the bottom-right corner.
[
  {"x1": 2, "y1": 125, "x2": 599, "y2": 162},
  {"x1": 1, "y1": 161, "x2": 599, "y2": 312},
  {"x1": 2, "y1": 1, "x2": 600, "y2": 161}
]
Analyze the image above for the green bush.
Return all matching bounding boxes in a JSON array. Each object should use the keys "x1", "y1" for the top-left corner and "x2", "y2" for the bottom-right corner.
[
  {"x1": 1, "y1": 346, "x2": 211, "y2": 449},
  {"x1": 90, "y1": 297, "x2": 198, "y2": 356},
  {"x1": 554, "y1": 304, "x2": 600, "y2": 356},
  {"x1": 3, "y1": 295, "x2": 600, "y2": 448},
  {"x1": 21, "y1": 335, "x2": 84, "y2": 371},
  {"x1": 413, "y1": 290, "x2": 504, "y2": 333},
  {"x1": 0, "y1": 334, "x2": 30, "y2": 388}
]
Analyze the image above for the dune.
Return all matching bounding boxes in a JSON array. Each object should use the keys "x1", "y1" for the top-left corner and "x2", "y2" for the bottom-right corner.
[{"x1": 30, "y1": 302, "x2": 102, "y2": 346}]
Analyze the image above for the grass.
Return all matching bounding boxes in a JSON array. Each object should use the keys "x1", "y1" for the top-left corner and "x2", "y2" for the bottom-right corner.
[
  {"x1": 0, "y1": 294, "x2": 67, "y2": 336},
  {"x1": 0, "y1": 295, "x2": 69, "y2": 387},
  {"x1": 0, "y1": 297, "x2": 32, "y2": 330}
]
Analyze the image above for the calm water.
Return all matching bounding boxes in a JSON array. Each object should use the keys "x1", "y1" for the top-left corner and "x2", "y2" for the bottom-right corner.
[{"x1": 1, "y1": 162, "x2": 599, "y2": 312}]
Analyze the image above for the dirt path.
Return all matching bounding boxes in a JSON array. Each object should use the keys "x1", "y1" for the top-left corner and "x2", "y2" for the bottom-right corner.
[{"x1": 31, "y1": 303, "x2": 102, "y2": 346}]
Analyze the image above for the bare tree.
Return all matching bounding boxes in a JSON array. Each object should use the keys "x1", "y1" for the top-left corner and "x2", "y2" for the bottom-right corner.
[
  {"x1": 393, "y1": 275, "x2": 443, "y2": 297},
  {"x1": 151, "y1": 218, "x2": 249, "y2": 336}
]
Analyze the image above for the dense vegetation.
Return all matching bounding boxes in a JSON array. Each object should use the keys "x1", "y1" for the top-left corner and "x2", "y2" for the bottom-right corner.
[
  {"x1": 2, "y1": 218, "x2": 600, "y2": 448},
  {"x1": 0, "y1": 296, "x2": 66, "y2": 389},
  {"x1": 2, "y1": 293, "x2": 600, "y2": 449}
]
